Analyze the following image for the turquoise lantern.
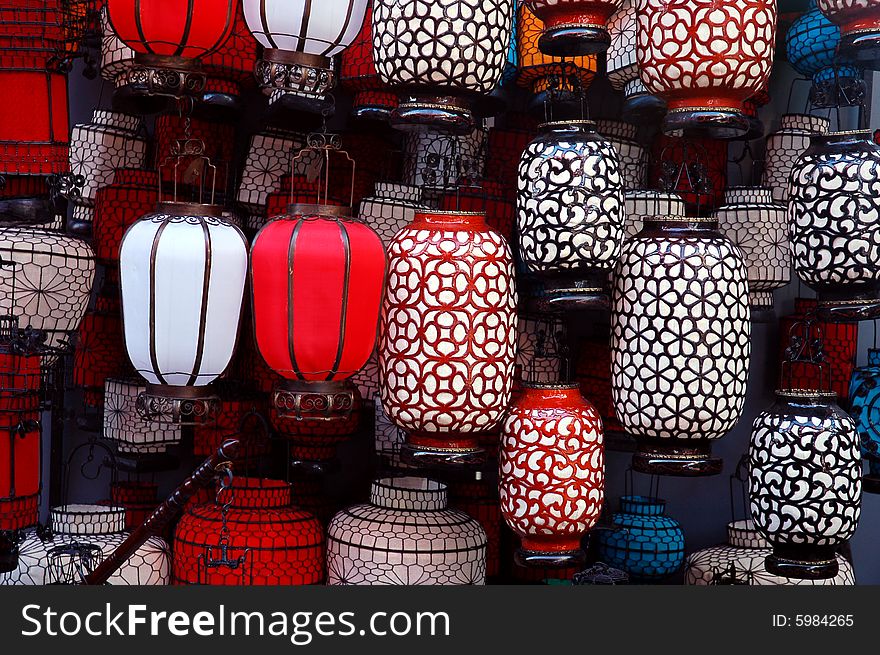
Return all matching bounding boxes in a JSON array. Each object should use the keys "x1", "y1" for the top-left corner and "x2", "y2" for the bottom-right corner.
[{"x1": 848, "y1": 350, "x2": 880, "y2": 494}]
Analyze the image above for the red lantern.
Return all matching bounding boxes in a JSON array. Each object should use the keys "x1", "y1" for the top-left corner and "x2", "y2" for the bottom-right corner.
[
  {"x1": 92, "y1": 168, "x2": 159, "y2": 265},
  {"x1": 73, "y1": 295, "x2": 127, "y2": 409},
  {"x1": 173, "y1": 477, "x2": 324, "y2": 585},
  {"x1": 524, "y1": 0, "x2": 623, "y2": 56},
  {"x1": 250, "y1": 206, "x2": 387, "y2": 421},
  {"x1": 339, "y1": 2, "x2": 398, "y2": 121}
]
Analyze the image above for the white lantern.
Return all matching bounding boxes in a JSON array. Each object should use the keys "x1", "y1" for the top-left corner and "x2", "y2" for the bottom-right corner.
[
  {"x1": 606, "y1": 0, "x2": 664, "y2": 120},
  {"x1": 761, "y1": 113, "x2": 830, "y2": 203},
  {"x1": 596, "y1": 119, "x2": 647, "y2": 189},
  {"x1": 622, "y1": 190, "x2": 685, "y2": 239},
  {"x1": 119, "y1": 203, "x2": 248, "y2": 424},
  {"x1": 244, "y1": 0, "x2": 369, "y2": 111},
  {"x1": 103, "y1": 378, "x2": 182, "y2": 455}
]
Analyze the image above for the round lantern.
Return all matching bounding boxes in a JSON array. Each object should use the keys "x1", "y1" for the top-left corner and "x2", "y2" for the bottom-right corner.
[
  {"x1": 251, "y1": 206, "x2": 386, "y2": 424},
  {"x1": 340, "y1": 2, "x2": 398, "y2": 121},
  {"x1": 119, "y1": 204, "x2": 248, "y2": 424},
  {"x1": 611, "y1": 216, "x2": 751, "y2": 476},
  {"x1": 92, "y1": 168, "x2": 158, "y2": 265},
  {"x1": 622, "y1": 190, "x2": 684, "y2": 239},
  {"x1": 762, "y1": 114, "x2": 830, "y2": 203},
  {"x1": 685, "y1": 520, "x2": 855, "y2": 585},
  {"x1": 849, "y1": 350, "x2": 880, "y2": 493},
  {"x1": 499, "y1": 383, "x2": 604, "y2": 567},
  {"x1": 0, "y1": 504, "x2": 170, "y2": 585},
  {"x1": 714, "y1": 187, "x2": 790, "y2": 313},
  {"x1": 103, "y1": 378, "x2": 182, "y2": 455},
  {"x1": 595, "y1": 495, "x2": 685, "y2": 582},
  {"x1": 378, "y1": 210, "x2": 518, "y2": 467},
  {"x1": 817, "y1": 0, "x2": 880, "y2": 67},
  {"x1": 516, "y1": 120, "x2": 624, "y2": 311},
  {"x1": 749, "y1": 390, "x2": 862, "y2": 579},
  {"x1": 174, "y1": 477, "x2": 324, "y2": 585},
  {"x1": 372, "y1": 0, "x2": 515, "y2": 134},
  {"x1": 326, "y1": 477, "x2": 487, "y2": 585},
  {"x1": 788, "y1": 130, "x2": 880, "y2": 321},
  {"x1": 523, "y1": 0, "x2": 622, "y2": 55},
  {"x1": 606, "y1": 0, "x2": 664, "y2": 120},
  {"x1": 595, "y1": 119, "x2": 646, "y2": 190},
  {"x1": 636, "y1": 0, "x2": 777, "y2": 138},
  {"x1": 0, "y1": 227, "x2": 96, "y2": 359},
  {"x1": 243, "y1": 0, "x2": 369, "y2": 112}
]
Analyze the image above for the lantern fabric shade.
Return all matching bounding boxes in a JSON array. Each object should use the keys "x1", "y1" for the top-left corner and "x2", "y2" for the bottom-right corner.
[{"x1": 243, "y1": 0, "x2": 367, "y2": 56}]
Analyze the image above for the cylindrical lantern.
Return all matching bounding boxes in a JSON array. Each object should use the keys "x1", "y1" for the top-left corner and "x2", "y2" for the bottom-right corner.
[
  {"x1": 611, "y1": 217, "x2": 751, "y2": 476},
  {"x1": 595, "y1": 495, "x2": 685, "y2": 582},
  {"x1": 251, "y1": 205, "x2": 386, "y2": 422},
  {"x1": 762, "y1": 114, "x2": 830, "y2": 203},
  {"x1": 340, "y1": 2, "x2": 398, "y2": 121},
  {"x1": 92, "y1": 168, "x2": 158, "y2": 265},
  {"x1": 0, "y1": 504, "x2": 170, "y2": 585},
  {"x1": 516, "y1": 120, "x2": 624, "y2": 310},
  {"x1": 750, "y1": 390, "x2": 862, "y2": 579},
  {"x1": 606, "y1": 0, "x2": 664, "y2": 120},
  {"x1": 788, "y1": 130, "x2": 880, "y2": 321},
  {"x1": 378, "y1": 211, "x2": 518, "y2": 466},
  {"x1": 523, "y1": 0, "x2": 622, "y2": 56},
  {"x1": 817, "y1": 0, "x2": 880, "y2": 67},
  {"x1": 103, "y1": 378, "x2": 182, "y2": 455},
  {"x1": 622, "y1": 190, "x2": 684, "y2": 239},
  {"x1": 373, "y1": 0, "x2": 515, "y2": 133},
  {"x1": 685, "y1": 520, "x2": 855, "y2": 585},
  {"x1": 499, "y1": 383, "x2": 604, "y2": 567},
  {"x1": 326, "y1": 477, "x2": 487, "y2": 585},
  {"x1": 173, "y1": 477, "x2": 324, "y2": 585},
  {"x1": 849, "y1": 349, "x2": 880, "y2": 493},
  {"x1": 119, "y1": 204, "x2": 248, "y2": 424},
  {"x1": 595, "y1": 119, "x2": 646, "y2": 189},
  {"x1": 402, "y1": 128, "x2": 489, "y2": 194},
  {"x1": 106, "y1": 0, "x2": 237, "y2": 106},
  {"x1": 713, "y1": 187, "x2": 790, "y2": 313},
  {"x1": 636, "y1": 0, "x2": 777, "y2": 138},
  {"x1": 244, "y1": 0, "x2": 369, "y2": 112}
]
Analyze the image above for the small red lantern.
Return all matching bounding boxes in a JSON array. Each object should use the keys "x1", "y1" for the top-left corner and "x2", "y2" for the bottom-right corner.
[
  {"x1": 524, "y1": 0, "x2": 623, "y2": 56},
  {"x1": 173, "y1": 477, "x2": 324, "y2": 585},
  {"x1": 73, "y1": 295, "x2": 127, "y2": 409},
  {"x1": 92, "y1": 168, "x2": 159, "y2": 265},
  {"x1": 340, "y1": 2, "x2": 399, "y2": 121}
]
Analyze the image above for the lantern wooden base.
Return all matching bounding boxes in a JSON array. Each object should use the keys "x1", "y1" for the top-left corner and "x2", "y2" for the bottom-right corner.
[
  {"x1": 839, "y1": 30, "x2": 880, "y2": 70},
  {"x1": 816, "y1": 292, "x2": 880, "y2": 323},
  {"x1": 538, "y1": 23, "x2": 610, "y2": 57},
  {"x1": 663, "y1": 107, "x2": 750, "y2": 140},
  {"x1": 632, "y1": 440, "x2": 723, "y2": 477},
  {"x1": 765, "y1": 546, "x2": 839, "y2": 580},
  {"x1": 390, "y1": 95, "x2": 475, "y2": 135}
]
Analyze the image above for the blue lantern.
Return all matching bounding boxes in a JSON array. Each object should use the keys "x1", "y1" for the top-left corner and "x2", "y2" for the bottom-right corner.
[
  {"x1": 502, "y1": 0, "x2": 519, "y2": 85},
  {"x1": 596, "y1": 496, "x2": 685, "y2": 583},
  {"x1": 848, "y1": 349, "x2": 880, "y2": 493}
]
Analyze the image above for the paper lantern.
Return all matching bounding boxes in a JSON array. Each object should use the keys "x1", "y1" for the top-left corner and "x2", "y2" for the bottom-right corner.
[
  {"x1": 103, "y1": 378, "x2": 182, "y2": 455},
  {"x1": 340, "y1": 2, "x2": 398, "y2": 120},
  {"x1": 92, "y1": 168, "x2": 158, "y2": 265},
  {"x1": 372, "y1": 0, "x2": 514, "y2": 133},
  {"x1": 685, "y1": 520, "x2": 855, "y2": 585},
  {"x1": 236, "y1": 130, "x2": 306, "y2": 220},
  {"x1": 817, "y1": 0, "x2": 880, "y2": 67},
  {"x1": 500, "y1": 383, "x2": 604, "y2": 567},
  {"x1": 762, "y1": 114, "x2": 830, "y2": 203},
  {"x1": 173, "y1": 477, "x2": 324, "y2": 585},
  {"x1": 636, "y1": 0, "x2": 777, "y2": 138},
  {"x1": 119, "y1": 204, "x2": 248, "y2": 424},
  {"x1": 106, "y1": 0, "x2": 236, "y2": 103},
  {"x1": 244, "y1": 0, "x2": 368, "y2": 111},
  {"x1": 606, "y1": 0, "x2": 664, "y2": 120},
  {"x1": 378, "y1": 210, "x2": 518, "y2": 466},
  {"x1": 595, "y1": 119, "x2": 646, "y2": 189},
  {"x1": 68, "y1": 111, "x2": 146, "y2": 230},
  {"x1": 516, "y1": 120, "x2": 624, "y2": 310},
  {"x1": 849, "y1": 350, "x2": 880, "y2": 493},
  {"x1": 0, "y1": 505, "x2": 170, "y2": 585},
  {"x1": 251, "y1": 206, "x2": 386, "y2": 423},
  {"x1": 595, "y1": 495, "x2": 685, "y2": 582},
  {"x1": 789, "y1": 130, "x2": 880, "y2": 320},
  {"x1": 611, "y1": 216, "x2": 751, "y2": 476},
  {"x1": 524, "y1": 0, "x2": 622, "y2": 56},
  {"x1": 0, "y1": 227, "x2": 95, "y2": 358},
  {"x1": 326, "y1": 477, "x2": 487, "y2": 585},
  {"x1": 750, "y1": 390, "x2": 861, "y2": 579},
  {"x1": 714, "y1": 187, "x2": 790, "y2": 312},
  {"x1": 73, "y1": 296, "x2": 127, "y2": 409},
  {"x1": 622, "y1": 190, "x2": 685, "y2": 239}
]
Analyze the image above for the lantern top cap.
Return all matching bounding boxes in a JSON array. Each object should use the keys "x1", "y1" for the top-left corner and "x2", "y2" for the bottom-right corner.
[
  {"x1": 285, "y1": 203, "x2": 354, "y2": 220},
  {"x1": 154, "y1": 201, "x2": 225, "y2": 218}
]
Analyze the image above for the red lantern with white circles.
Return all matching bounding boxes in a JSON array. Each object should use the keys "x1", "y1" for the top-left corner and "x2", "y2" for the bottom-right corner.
[
  {"x1": 500, "y1": 383, "x2": 604, "y2": 568},
  {"x1": 636, "y1": 0, "x2": 777, "y2": 138},
  {"x1": 378, "y1": 210, "x2": 519, "y2": 467}
]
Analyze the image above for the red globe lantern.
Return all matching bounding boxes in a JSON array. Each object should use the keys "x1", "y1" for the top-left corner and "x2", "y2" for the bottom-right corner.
[
  {"x1": 173, "y1": 477, "x2": 324, "y2": 585},
  {"x1": 106, "y1": 0, "x2": 237, "y2": 108},
  {"x1": 250, "y1": 205, "x2": 387, "y2": 423},
  {"x1": 340, "y1": 2, "x2": 398, "y2": 121},
  {"x1": 524, "y1": 0, "x2": 623, "y2": 56},
  {"x1": 92, "y1": 168, "x2": 159, "y2": 265}
]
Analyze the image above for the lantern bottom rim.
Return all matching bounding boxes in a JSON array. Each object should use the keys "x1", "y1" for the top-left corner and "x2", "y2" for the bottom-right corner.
[
  {"x1": 862, "y1": 473, "x2": 880, "y2": 495},
  {"x1": 816, "y1": 292, "x2": 880, "y2": 323},
  {"x1": 622, "y1": 92, "x2": 667, "y2": 123},
  {"x1": 663, "y1": 108, "x2": 749, "y2": 140},
  {"x1": 400, "y1": 441, "x2": 487, "y2": 470},
  {"x1": 532, "y1": 272, "x2": 610, "y2": 314},
  {"x1": 138, "y1": 384, "x2": 221, "y2": 426},
  {"x1": 352, "y1": 105, "x2": 393, "y2": 122},
  {"x1": 273, "y1": 380, "x2": 358, "y2": 422},
  {"x1": 266, "y1": 89, "x2": 335, "y2": 118},
  {"x1": 765, "y1": 547, "x2": 839, "y2": 581},
  {"x1": 537, "y1": 24, "x2": 610, "y2": 58},
  {"x1": 632, "y1": 440, "x2": 722, "y2": 477},
  {"x1": 391, "y1": 95, "x2": 475, "y2": 136},
  {"x1": 515, "y1": 544, "x2": 586, "y2": 570},
  {"x1": 838, "y1": 30, "x2": 880, "y2": 70}
]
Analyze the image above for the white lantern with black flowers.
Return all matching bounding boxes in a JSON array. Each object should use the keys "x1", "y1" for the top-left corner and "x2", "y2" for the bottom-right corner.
[
  {"x1": 243, "y1": 0, "x2": 369, "y2": 112},
  {"x1": 516, "y1": 120, "x2": 624, "y2": 311},
  {"x1": 372, "y1": 0, "x2": 515, "y2": 134}
]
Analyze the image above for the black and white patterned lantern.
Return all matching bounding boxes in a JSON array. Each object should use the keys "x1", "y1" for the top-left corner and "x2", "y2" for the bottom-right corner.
[
  {"x1": 611, "y1": 216, "x2": 751, "y2": 476},
  {"x1": 606, "y1": 0, "x2": 665, "y2": 120},
  {"x1": 622, "y1": 190, "x2": 684, "y2": 239},
  {"x1": 788, "y1": 129, "x2": 880, "y2": 321},
  {"x1": 517, "y1": 120, "x2": 624, "y2": 311},
  {"x1": 236, "y1": 130, "x2": 306, "y2": 228},
  {"x1": 761, "y1": 113, "x2": 829, "y2": 203},
  {"x1": 749, "y1": 390, "x2": 862, "y2": 580},
  {"x1": 596, "y1": 119, "x2": 647, "y2": 190},
  {"x1": 714, "y1": 187, "x2": 790, "y2": 313},
  {"x1": 372, "y1": 0, "x2": 515, "y2": 134}
]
